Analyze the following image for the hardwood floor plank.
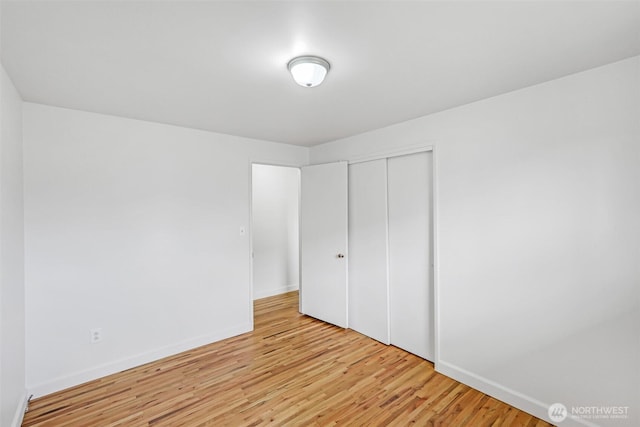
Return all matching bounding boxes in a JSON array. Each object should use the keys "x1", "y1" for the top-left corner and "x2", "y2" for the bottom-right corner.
[{"x1": 22, "y1": 291, "x2": 551, "y2": 426}]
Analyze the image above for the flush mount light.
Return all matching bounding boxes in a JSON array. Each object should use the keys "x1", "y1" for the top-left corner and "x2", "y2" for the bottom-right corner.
[{"x1": 287, "y1": 55, "x2": 331, "y2": 88}]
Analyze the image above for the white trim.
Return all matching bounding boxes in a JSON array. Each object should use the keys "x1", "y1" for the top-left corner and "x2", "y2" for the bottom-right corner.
[
  {"x1": 432, "y1": 146, "x2": 441, "y2": 367},
  {"x1": 27, "y1": 323, "x2": 251, "y2": 398},
  {"x1": 436, "y1": 360, "x2": 598, "y2": 427},
  {"x1": 11, "y1": 391, "x2": 29, "y2": 427},
  {"x1": 299, "y1": 165, "x2": 306, "y2": 316},
  {"x1": 248, "y1": 160, "x2": 255, "y2": 330},
  {"x1": 250, "y1": 159, "x2": 306, "y2": 169},
  {"x1": 253, "y1": 284, "x2": 299, "y2": 300},
  {"x1": 383, "y1": 159, "x2": 391, "y2": 345},
  {"x1": 297, "y1": 167, "x2": 302, "y2": 313},
  {"x1": 347, "y1": 144, "x2": 434, "y2": 165},
  {"x1": 343, "y1": 160, "x2": 350, "y2": 329}
]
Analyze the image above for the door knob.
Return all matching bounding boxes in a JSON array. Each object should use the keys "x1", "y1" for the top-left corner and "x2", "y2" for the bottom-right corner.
[{"x1": 337, "y1": 253, "x2": 345, "y2": 258}]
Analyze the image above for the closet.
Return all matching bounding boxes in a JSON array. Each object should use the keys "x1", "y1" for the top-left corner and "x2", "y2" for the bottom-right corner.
[{"x1": 348, "y1": 151, "x2": 434, "y2": 361}]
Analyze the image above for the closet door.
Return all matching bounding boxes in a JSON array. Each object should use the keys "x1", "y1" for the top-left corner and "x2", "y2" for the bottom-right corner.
[
  {"x1": 388, "y1": 152, "x2": 434, "y2": 361},
  {"x1": 348, "y1": 160, "x2": 389, "y2": 344}
]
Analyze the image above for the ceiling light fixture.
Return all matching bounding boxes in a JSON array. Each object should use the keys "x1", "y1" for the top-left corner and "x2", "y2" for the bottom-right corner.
[{"x1": 287, "y1": 55, "x2": 330, "y2": 88}]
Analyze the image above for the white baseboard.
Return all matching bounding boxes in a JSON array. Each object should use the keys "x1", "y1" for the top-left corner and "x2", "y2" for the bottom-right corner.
[
  {"x1": 435, "y1": 360, "x2": 598, "y2": 427},
  {"x1": 11, "y1": 391, "x2": 29, "y2": 427},
  {"x1": 254, "y1": 284, "x2": 299, "y2": 300},
  {"x1": 28, "y1": 322, "x2": 252, "y2": 398}
]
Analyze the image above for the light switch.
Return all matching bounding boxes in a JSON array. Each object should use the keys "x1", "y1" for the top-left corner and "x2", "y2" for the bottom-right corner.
[{"x1": 239, "y1": 227, "x2": 246, "y2": 236}]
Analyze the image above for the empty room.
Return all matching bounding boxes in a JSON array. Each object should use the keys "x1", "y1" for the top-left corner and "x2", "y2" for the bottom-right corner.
[{"x1": 1, "y1": 1, "x2": 638, "y2": 426}]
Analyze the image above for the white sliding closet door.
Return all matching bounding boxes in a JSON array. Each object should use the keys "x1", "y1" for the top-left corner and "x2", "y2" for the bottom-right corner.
[
  {"x1": 348, "y1": 160, "x2": 389, "y2": 344},
  {"x1": 388, "y1": 152, "x2": 434, "y2": 361}
]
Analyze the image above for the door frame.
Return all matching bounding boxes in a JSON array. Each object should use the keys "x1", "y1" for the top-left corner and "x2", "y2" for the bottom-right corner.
[{"x1": 248, "y1": 160, "x2": 302, "y2": 330}]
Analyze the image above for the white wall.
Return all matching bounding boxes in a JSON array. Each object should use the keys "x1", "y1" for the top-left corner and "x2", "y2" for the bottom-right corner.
[
  {"x1": 23, "y1": 103, "x2": 308, "y2": 397},
  {"x1": 311, "y1": 56, "x2": 640, "y2": 426},
  {"x1": 0, "y1": 64, "x2": 26, "y2": 426},
  {"x1": 251, "y1": 164, "x2": 300, "y2": 299}
]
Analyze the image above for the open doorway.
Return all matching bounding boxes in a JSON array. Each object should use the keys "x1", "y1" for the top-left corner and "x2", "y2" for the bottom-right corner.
[{"x1": 251, "y1": 164, "x2": 301, "y2": 314}]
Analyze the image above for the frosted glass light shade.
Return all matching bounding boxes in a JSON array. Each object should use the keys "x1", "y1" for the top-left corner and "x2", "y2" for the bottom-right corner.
[{"x1": 288, "y1": 56, "x2": 330, "y2": 88}]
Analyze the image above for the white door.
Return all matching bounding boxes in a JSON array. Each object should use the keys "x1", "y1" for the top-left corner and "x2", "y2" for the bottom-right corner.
[
  {"x1": 388, "y1": 152, "x2": 434, "y2": 361},
  {"x1": 300, "y1": 162, "x2": 348, "y2": 328},
  {"x1": 348, "y1": 159, "x2": 390, "y2": 344}
]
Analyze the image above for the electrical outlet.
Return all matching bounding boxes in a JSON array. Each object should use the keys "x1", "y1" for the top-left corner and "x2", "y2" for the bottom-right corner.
[{"x1": 90, "y1": 328, "x2": 102, "y2": 344}]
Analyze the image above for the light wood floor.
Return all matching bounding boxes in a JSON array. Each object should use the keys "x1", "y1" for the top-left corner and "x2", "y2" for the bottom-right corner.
[{"x1": 23, "y1": 291, "x2": 551, "y2": 426}]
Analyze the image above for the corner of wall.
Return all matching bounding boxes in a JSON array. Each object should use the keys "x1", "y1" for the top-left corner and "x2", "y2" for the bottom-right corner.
[
  {"x1": 11, "y1": 391, "x2": 29, "y2": 427},
  {"x1": 1, "y1": 62, "x2": 27, "y2": 427}
]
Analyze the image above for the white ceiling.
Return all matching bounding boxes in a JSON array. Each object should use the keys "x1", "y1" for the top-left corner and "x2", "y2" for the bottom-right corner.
[{"x1": 2, "y1": 1, "x2": 639, "y2": 147}]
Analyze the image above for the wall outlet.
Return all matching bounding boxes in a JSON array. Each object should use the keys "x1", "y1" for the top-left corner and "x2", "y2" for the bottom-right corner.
[{"x1": 90, "y1": 328, "x2": 102, "y2": 344}]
